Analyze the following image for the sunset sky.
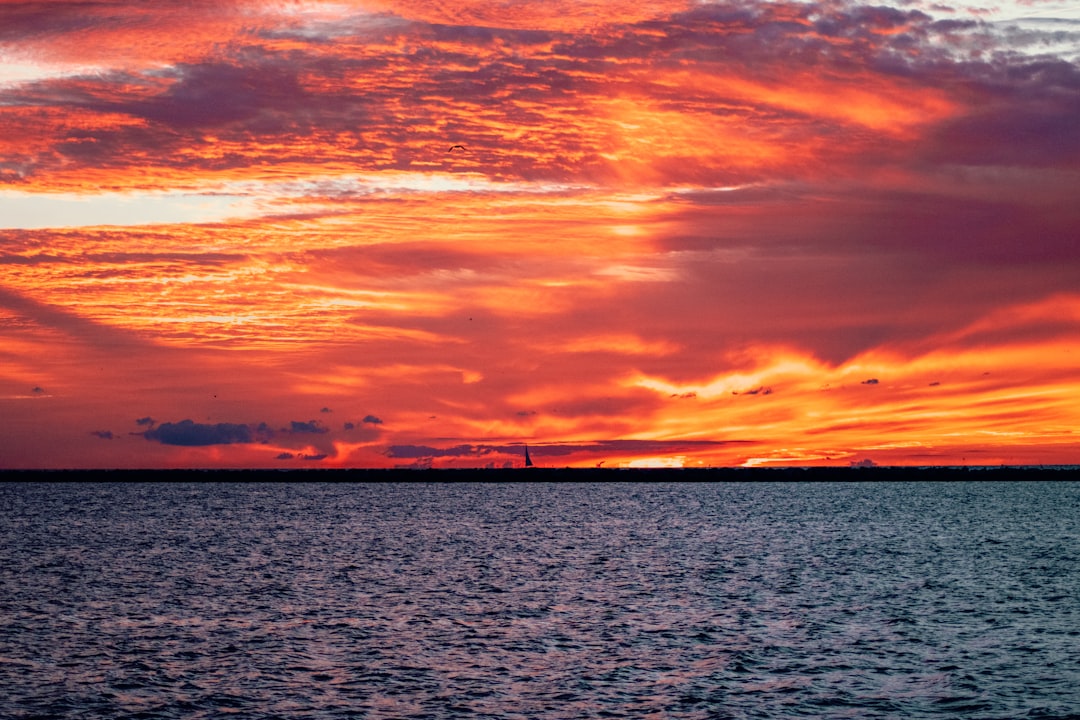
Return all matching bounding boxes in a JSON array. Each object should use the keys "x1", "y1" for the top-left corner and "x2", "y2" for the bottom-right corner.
[{"x1": 2, "y1": 0, "x2": 1078, "y2": 468}]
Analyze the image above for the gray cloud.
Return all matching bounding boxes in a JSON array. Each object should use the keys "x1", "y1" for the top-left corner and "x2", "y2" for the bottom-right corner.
[
  {"x1": 144, "y1": 419, "x2": 261, "y2": 446},
  {"x1": 126, "y1": 60, "x2": 309, "y2": 130},
  {"x1": 290, "y1": 420, "x2": 328, "y2": 434},
  {"x1": 0, "y1": 2, "x2": 110, "y2": 42}
]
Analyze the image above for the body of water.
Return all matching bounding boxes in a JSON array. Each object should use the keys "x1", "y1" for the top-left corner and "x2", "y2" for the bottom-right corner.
[{"x1": 1, "y1": 480, "x2": 1077, "y2": 719}]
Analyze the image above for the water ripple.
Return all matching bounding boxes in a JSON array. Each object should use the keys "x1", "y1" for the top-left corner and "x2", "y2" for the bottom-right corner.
[{"x1": 1, "y1": 481, "x2": 1078, "y2": 719}]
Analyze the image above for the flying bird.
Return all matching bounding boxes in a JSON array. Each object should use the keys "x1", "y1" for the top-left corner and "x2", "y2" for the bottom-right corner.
[{"x1": 448, "y1": 144, "x2": 466, "y2": 152}]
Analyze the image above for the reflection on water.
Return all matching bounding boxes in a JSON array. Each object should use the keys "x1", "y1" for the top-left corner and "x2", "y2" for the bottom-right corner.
[{"x1": 1, "y1": 481, "x2": 1078, "y2": 718}]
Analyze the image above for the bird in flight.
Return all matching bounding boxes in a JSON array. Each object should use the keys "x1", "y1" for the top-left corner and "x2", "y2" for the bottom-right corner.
[{"x1": 448, "y1": 144, "x2": 466, "y2": 152}]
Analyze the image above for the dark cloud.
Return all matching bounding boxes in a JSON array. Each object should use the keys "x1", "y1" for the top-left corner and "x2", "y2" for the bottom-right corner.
[
  {"x1": 0, "y1": 254, "x2": 65, "y2": 265},
  {"x1": 276, "y1": 452, "x2": 295, "y2": 459},
  {"x1": 32, "y1": 386, "x2": 44, "y2": 394},
  {"x1": 320, "y1": 407, "x2": 332, "y2": 413},
  {"x1": 387, "y1": 443, "x2": 502, "y2": 459},
  {"x1": 0, "y1": 0, "x2": 243, "y2": 45},
  {"x1": 126, "y1": 60, "x2": 310, "y2": 130},
  {"x1": 362, "y1": 414, "x2": 383, "y2": 425},
  {"x1": 926, "y1": 57, "x2": 1080, "y2": 168},
  {"x1": 135, "y1": 413, "x2": 382, "y2": 451},
  {"x1": 561, "y1": 1, "x2": 948, "y2": 79},
  {"x1": 0, "y1": 2, "x2": 111, "y2": 42},
  {"x1": 144, "y1": 419, "x2": 257, "y2": 446},
  {"x1": 0, "y1": 55, "x2": 312, "y2": 142},
  {"x1": 299, "y1": 453, "x2": 328, "y2": 461},
  {"x1": 290, "y1": 420, "x2": 328, "y2": 434},
  {"x1": 91, "y1": 430, "x2": 114, "y2": 440},
  {"x1": 862, "y1": 378, "x2": 880, "y2": 385},
  {"x1": 4, "y1": 58, "x2": 364, "y2": 174}
]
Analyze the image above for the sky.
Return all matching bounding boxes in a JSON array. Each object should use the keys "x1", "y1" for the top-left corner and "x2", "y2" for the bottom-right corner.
[{"x1": 1, "y1": 0, "x2": 1079, "y2": 469}]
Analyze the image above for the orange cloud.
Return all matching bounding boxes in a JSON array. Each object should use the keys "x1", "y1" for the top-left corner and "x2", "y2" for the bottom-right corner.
[{"x1": 2, "y1": 0, "x2": 1078, "y2": 468}]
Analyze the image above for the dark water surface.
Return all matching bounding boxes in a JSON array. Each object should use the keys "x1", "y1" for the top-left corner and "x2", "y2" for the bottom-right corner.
[{"x1": 1, "y1": 481, "x2": 1078, "y2": 719}]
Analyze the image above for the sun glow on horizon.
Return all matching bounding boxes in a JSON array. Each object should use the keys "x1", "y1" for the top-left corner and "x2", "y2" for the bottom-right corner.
[{"x1": 625, "y1": 456, "x2": 687, "y2": 468}]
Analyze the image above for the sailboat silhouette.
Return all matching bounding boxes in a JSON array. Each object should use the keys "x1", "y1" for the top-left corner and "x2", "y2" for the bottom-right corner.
[{"x1": 524, "y1": 444, "x2": 534, "y2": 468}]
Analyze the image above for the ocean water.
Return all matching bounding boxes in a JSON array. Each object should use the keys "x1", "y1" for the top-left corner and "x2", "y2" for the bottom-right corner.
[{"x1": 0, "y1": 480, "x2": 1077, "y2": 719}]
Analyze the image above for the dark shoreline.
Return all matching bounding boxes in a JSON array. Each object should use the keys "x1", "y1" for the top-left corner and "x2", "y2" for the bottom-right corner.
[{"x1": 1, "y1": 466, "x2": 1075, "y2": 481}]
